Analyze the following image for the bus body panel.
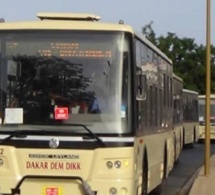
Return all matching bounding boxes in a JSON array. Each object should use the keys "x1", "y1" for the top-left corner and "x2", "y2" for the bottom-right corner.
[
  {"x1": 199, "y1": 94, "x2": 215, "y2": 140},
  {"x1": 183, "y1": 89, "x2": 199, "y2": 145},
  {"x1": 133, "y1": 130, "x2": 175, "y2": 194},
  {"x1": 173, "y1": 74, "x2": 183, "y2": 161},
  {"x1": 0, "y1": 12, "x2": 185, "y2": 195},
  {"x1": 0, "y1": 146, "x2": 135, "y2": 194}
]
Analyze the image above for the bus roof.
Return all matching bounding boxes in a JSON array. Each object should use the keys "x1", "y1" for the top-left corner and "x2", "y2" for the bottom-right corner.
[
  {"x1": 173, "y1": 73, "x2": 183, "y2": 82},
  {"x1": 37, "y1": 12, "x2": 101, "y2": 21},
  {"x1": 0, "y1": 12, "x2": 133, "y2": 32},
  {"x1": 0, "y1": 18, "x2": 133, "y2": 31},
  {"x1": 199, "y1": 94, "x2": 215, "y2": 99},
  {"x1": 183, "y1": 88, "x2": 199, "y2": 95},
  {"x1": 0, "y1": 12, "x2": 172, "y2": 65}
]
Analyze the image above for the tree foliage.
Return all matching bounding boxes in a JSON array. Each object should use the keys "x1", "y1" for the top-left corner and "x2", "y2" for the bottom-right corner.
[
  {"x1": 10, "y1": 55, "x2": 95, "y2": 123},
  {"x1": 142, "y1": 22, "x2": 215, "y2": 94}
]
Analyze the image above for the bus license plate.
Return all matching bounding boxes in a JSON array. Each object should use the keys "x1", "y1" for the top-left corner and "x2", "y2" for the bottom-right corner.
[{"x1": 43, "y1": 186, "x2": 62, "y2": 195}]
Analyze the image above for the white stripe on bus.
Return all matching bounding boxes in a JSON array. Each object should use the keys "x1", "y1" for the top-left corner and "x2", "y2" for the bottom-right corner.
[{"x1": 0, "y1": 135, "x2": 135, "y2": 142}]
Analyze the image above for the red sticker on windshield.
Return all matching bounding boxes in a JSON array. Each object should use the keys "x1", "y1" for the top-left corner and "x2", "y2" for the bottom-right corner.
[
  {"x1": 54, "y1": 107, "x2": 68, "y2": 120},
  {"x1": 46, "y1": 187, "x2": 58, "y2": 195}
]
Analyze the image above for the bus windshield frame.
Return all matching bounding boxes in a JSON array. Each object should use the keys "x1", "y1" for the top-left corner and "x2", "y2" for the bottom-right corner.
[
  {"x1": 0, "y1": 30, "x2": 132, "y2": 135},
  {"x1": 199, "y1": 98, "x2": 215, "y2": 124}
]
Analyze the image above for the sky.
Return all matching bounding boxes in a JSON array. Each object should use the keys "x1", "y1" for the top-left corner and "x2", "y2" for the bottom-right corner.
[{"x1": 1, "y1": 0, "x2": 215, "y2": 45}]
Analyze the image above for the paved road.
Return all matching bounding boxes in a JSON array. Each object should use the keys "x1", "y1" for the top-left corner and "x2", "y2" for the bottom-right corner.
[{"x1": 149, "y1": 143, "x2": 215, "y2": 195}]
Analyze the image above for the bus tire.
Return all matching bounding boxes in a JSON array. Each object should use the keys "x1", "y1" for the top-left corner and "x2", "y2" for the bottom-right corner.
[
  {"x1": 174, "y1": 134, "x2": 179, "y2": 165},
  {"x1": 180, "y1": 129, "x2": 183, "y2": 152},
  {"x1": 193, "y1": 128, "x2": 196, "y2": 144},
  {"x1": 191, "y1": 128, "x2": 196, "y2": 148},
  {"x1": 182, "y1": 129, "x2": 185, "y2": 150},
  {"x1": 141, "y1": 155, "x2": 148, "y2": 195},
  {"x1": 163, "y1": 144, "x2": 168, "y2": 180},
  {"x1": 176, "y1": 131, "x2": 183, "y2": 164},
  {"x1": 188, "y1": 128, "x2": 195, "y2": 148}
]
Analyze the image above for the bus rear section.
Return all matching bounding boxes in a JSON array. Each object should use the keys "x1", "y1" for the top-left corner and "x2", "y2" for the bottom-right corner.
[
  {"x1": 198, "y1": 94, "x2": 215, "y2": 140},
  {"x1": 182, "y1": 89, "x2": 199, "y2": 146}
]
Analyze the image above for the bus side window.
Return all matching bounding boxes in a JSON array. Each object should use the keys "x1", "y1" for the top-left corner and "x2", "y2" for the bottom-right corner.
[{"x1": 135, "y1": 40, "x2": 141, "y2": 67}]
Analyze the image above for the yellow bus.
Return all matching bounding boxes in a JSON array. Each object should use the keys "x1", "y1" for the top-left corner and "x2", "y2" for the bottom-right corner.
[
  {"x1": 182, "y1": 89, "x2": 199, "y2": 146},
  {"x1": 173, "y1": 74, "x2": 183, "y2": 162},
  {"x1": 0, "y1": 13, "x2": 181, "y2": 195},
  {"x1": 198, "y1": 94, "x2": 215, "y2": 140}
]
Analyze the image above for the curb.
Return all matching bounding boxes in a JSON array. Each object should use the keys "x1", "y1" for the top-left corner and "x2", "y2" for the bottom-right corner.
[{"x1": 177, "y1": 166, "x2": 202, "y2": 195}]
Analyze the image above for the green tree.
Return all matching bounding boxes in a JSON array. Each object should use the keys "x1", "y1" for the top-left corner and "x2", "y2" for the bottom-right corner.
[
  {"x1": 11, "y1": 55, "x2": 95, "y2": 123},
  {"x1": 142, "y1": 21, "x2": 157, "y2": 45}
]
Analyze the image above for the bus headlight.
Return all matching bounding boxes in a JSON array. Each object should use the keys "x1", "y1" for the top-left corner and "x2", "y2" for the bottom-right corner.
[
  {"x1": 114, "y1": 160, "x2": 121, "y2": 168},
  {"x1": 109, "y1": 187, "x2": 117, "y2": 195},
  {"x1": 106, "y1": 161, "x2": 113, "y2": 169}
]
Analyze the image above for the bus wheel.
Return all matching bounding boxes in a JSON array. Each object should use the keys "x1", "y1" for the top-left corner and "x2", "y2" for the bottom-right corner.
[
  {"x1": 188, "y1": 129, "x2": 195, "y2": 148},
  {"x1": 141, "y1": 160, "x2": 148, "y2": 195},
  {"x1": 174, "y1": 135, "x2": 179, "y2": 165},
  {"x1": 193, "y1": 129, "x2": 196, "y2": 144},
  {"x1": 182, "y1": 129, "x2": 185, "y2": 150}
]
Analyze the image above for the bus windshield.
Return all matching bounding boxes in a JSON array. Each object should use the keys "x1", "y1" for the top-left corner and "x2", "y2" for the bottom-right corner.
[
  {"x1": 0, "y1": 31, "x2": 131, "y2": 134},
  {"x1": 199, "y1": 98, "x2": 215, "y2": 124}
]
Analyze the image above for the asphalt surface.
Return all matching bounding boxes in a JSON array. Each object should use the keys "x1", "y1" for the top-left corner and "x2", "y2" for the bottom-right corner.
[{"x1": 149, "y1": 142, "x2": 215, "y2": 195}]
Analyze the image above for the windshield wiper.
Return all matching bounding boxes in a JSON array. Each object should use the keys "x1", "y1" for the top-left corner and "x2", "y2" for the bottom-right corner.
[
  {"x1": 0, "y1": 132, "x2": 18, "y2": 144},
  {"x1": 0, "y1": 129, "x2": 47, "y2": 144},
  {"x1": 65, "y1": 123, "x2": 105, "y2": 146},
  {"x1": 0, "y1": 124, "x2": 105, "y2": 146},
  {"x1": 41, "y1": 123, "x2": 105, "y2": 146}
]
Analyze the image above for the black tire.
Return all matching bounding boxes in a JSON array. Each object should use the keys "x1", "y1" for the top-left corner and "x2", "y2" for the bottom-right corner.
[
  {"x1": 163, "y1": 147, "x2": 168, "y2": 180},
  {"x1": 174, "y1": 135, "x2": 179, "y2": 165},
  {"x1": 141, "y1": 159, "x2": 148, "y2": 195},
  {"x1": 187, "y1": 129, "x2": 195, "y2": 149},
  {"x1": 175, "y1": 133, "x2": 182, "y2": 164},
  {"x1": 193, "y1": 129, "x2": 196, "y2": 144},
  {"x1": 182, "y1": 129, "x2": 185, "y2": 150}
]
